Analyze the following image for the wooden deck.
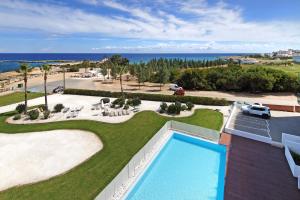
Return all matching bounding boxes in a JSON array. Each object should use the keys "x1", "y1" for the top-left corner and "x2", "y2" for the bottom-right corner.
[{"x1": 223, "y1": 135, "x2": 300, "y2": 200}]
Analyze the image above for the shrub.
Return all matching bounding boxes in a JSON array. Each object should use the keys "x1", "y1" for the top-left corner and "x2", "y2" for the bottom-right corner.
[
  {"x1": 126, "y1": 98, "x2": 133, "y2": 106},
  {"x1": 181, "y1": 105, "x2": 187, "y2": 111},
  {"x1": 174, "y1": 101, "x2": 181, "y2": 114},
  {"x1": 131, "y1": 97, "x2": 141, "y2": 107},
  {"x1": 101, "y1": 98, "x2": 110, "y2": 104},
  {"x1": 123, "y1": 104, "x2": 129, "y2": 110},
  {"x1": 13, "y1": 114, "x2": 21, "y2": 120},
  {"x1": 54, "y1": 104, "x2": 64, "y2": 112},
  {"x1": 160, "y1": 102, "x2": 168, "y2": 113},
  {"x1": 177, "y1": 66, "x2": 299, "y2": 93},
  {"x1": 186, "y1": 102, "x2": 194, "y2": 110},
  {"x1": 167, "y1": 104, "x2": 177, "y2": 114},
  {"x1": 28, "y1": 109, "x2": 39, "y2": 120},
  {"x1": 64, "y1": 89, "x2": 229, "y2": 106},
  {"x1": 43, "y1": 110, "x2": 50, "y2": 119},
  {"x1": 16, "y1": 104, "x2": 26, "y2": 114},
  {"x1": 112, "y1": 97, "x2": 125, "y2": 107}
]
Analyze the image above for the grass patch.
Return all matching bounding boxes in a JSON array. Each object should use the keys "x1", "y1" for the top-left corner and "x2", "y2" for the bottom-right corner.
[
  {"x1": 242, "y1": 63, "x2": 300, "y2": 76},
  {"x1": 0, "y1": 109, "x2": 222, "y2": 200},
  {"x1": 0, "y1": 92, "x2": 44, "y2": 107}
]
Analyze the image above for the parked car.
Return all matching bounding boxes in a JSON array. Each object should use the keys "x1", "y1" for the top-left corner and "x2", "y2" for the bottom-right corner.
[
  {"x1": 173, "y1": 88, "x2": 185, "y2": 96},
  {"x1": 52, "y1": 86, "x2": 64, "y2": 93},
  {"x1": 169, "y1": 84, "x2": 181, "y2": 91},
  {"x1": 241, "y1": 104, "x2": 271, "y2": 119}
]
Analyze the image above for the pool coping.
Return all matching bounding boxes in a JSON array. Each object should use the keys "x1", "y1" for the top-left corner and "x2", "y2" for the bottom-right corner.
[
  {"x1": 122, "y1": 131, "x2": 226, "y2": 200},
  {"x1": 95, "y1": 121, "x2": 224, "y2": 200}
]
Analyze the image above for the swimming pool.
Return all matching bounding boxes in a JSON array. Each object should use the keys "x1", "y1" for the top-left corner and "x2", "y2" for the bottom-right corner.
[{"x1": 125, "y1": 132, "x2": 226, "y2": 200}]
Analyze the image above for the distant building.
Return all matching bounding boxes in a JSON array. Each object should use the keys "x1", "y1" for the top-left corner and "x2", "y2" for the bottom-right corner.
[{"x1": 271, "y1": 49, "x2": 300, "y2": 58}]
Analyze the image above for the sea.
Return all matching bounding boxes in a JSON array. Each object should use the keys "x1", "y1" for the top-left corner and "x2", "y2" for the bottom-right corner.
[{"x1": 0, "y1": 53, "x2": 246, "y2": 73}]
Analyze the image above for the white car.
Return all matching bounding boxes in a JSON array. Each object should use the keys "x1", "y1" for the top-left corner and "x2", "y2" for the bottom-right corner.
[
  {"x1": 169, "y1": 84, "x2": 182, "y2": 91},
  {"x1": 241, "y1": 104, "x2": 271, "y2": 119}
]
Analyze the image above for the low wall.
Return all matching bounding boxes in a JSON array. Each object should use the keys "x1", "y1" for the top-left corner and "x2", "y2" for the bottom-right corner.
[
  {"x1": 170, "y1": 120, "x2": 220, "y2": 143},
  {"x1": 282, "y1": 133, "x2": 300, "y2": 190},
  {"x1": 295, "y1": 106, "x2": 300, "y2": 113},
  {"x1": 264, "y1": 104, "x2": 295, "y2": 112}
]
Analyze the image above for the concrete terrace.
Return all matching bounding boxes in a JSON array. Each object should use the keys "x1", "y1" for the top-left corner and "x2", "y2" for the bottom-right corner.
[{"x1": 221, "y1": 134, "x2": 300, "y2": 200}]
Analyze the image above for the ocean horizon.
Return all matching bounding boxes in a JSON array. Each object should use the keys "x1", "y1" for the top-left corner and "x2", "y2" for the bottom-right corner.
[
  {"x1": 0, "y1": 53, "x2": 246, "y2": 73},
  {"x1": 0, "y1": 53, "x2": 299, "y2": 73}
]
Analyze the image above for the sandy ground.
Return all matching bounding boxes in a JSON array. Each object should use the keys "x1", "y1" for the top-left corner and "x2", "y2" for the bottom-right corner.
[
  {"x1": 3, "y1": 94, "x2": 230, "y2": 124},
  {"x1": 0, "y1": 130, "x2": 102, "y2": 191}
]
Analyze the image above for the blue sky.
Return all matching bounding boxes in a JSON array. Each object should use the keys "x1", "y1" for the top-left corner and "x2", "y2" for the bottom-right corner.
[{"x1": 0, "y1": 0, "x2": 300, "y2": 53}]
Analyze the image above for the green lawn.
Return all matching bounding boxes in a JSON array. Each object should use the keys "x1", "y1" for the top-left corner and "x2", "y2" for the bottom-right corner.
[
  {"x1": 0, "y1": 109, "x2": 223, "y2": 200},
  {"x1": 0, "y1": 92, "x2": 44, "y2": 107},
  {"x1": 242, "y1": 63, "x2": 300, "y2": 76}
]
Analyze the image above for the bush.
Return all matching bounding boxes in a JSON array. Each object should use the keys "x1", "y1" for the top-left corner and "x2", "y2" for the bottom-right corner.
[
  {"x1": 101, "y1": 98, "x2": 110, "y2": 104},
  {"x1": 186, "y1": 102, "x2": 194, "y2": 110},
  {"x1": 112, "y1": 97, "x2": 125, "y2": 107},
  {"x1": 160, "y1": 102, "x2": 168, "y2": 113},
  {"x1": 64, "y1": 89, "x2": 229, "y2": 106},
  {"x1": 123, "y1": 104, "x2": 129, "y2": 110},
  {"x1": 28, "y1": 109, "x2": 39, "y2": 120},
  {"x1": 181, "y1": 105, "x2": 187, "y2": 111},
  {"x1": 16, "y1": 104, "x2": 26, "y2": 114},
  {"x1": 177, "y1": 66, "x2": 299, "y2": 93},
  {"x1": 174, "y1": 101, "x2": 181, "y2": 114},
  {"x1": 43, "y1": 110, "x2": 50, "y2": 119},
  {"x1": 13, "y1": 114, "x2": 21, "y2": 120},
  {"x1": 54, "y1": 104, "x2": 64, "y2": 113},
  {"x1": 131, "y1": 97, "x2": 141, "y2": 107},
  {"x1": 167, "y1": 104, "x2": 177, "y2": 114}
]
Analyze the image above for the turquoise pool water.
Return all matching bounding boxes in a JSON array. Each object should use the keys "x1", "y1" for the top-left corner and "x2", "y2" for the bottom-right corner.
[{"x1": 125, "y1": 132, "x2": 226, "y2": 200}]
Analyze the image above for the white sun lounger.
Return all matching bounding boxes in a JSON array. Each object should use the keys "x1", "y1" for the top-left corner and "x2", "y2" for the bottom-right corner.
[{"x1": 62, "y1": 107, "x2": 69, "y2": 113}]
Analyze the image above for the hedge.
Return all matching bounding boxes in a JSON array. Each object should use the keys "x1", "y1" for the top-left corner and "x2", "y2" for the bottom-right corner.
[{"x1": 64, "y1": 89, "x2": 230, "y2": 106}]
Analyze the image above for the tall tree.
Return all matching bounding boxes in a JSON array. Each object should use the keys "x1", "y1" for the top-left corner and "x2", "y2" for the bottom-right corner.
[
  {"x1": 101, "y1": 65, "x2": 108, "y2": 81},
  {"x1": 136, "y1": 63, "x2": 146, "y2": 89},
  {"x1": 42, "y1": 64, "x2": 52, "y2": 110},
  {"x1": 157, "y1": 64, "x2": 170, "y2": 91},
  {"x1": 109, "y1": 55, "x2": 129, "y2": 95},
  {"x1": 20, "y1": 63, "x2": 30, "y2": 114},
  {"x1": 82, "y1": 60, "x2": 90, "y2": 73}
]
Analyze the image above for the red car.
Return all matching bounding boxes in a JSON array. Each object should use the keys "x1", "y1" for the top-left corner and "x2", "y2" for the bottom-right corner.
[{"x1": 174, "y1": 88, "x2": 185, "y2": 96}]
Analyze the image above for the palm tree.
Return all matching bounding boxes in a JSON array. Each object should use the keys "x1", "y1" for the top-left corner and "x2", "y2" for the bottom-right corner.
[
  {"x1": 20, "y1": 63, "x2": 30, "y2": 114},
  {"x1": 42, "y1": 64, "x2": 52, "y2": 110}
]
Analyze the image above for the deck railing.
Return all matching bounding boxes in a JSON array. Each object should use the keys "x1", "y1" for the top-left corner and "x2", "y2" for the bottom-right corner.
[{"x1": 95, "y1": 121, "x2": 220, "y2": 200}]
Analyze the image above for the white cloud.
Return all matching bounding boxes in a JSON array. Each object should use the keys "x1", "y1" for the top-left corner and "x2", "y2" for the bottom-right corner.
[
  {"x1": 0, "y1": 0, "x2": 300, "y2": 52},
  {"x1": 91, "y1": 41, "x2": 300, "y2": 53}
]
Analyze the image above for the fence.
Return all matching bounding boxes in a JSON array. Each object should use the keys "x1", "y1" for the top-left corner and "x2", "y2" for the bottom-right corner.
[
  {"x1": 95, "y1": 121, "x2": 220, "y2": 200},
  {"x1": 170, "y1": 120, "x2": 220, "y2": 143}
]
